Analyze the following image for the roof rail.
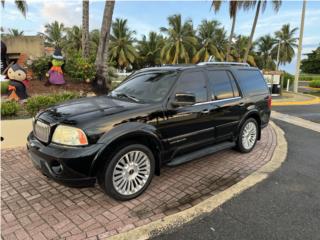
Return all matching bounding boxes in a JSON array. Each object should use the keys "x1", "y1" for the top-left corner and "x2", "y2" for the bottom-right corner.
[{"x1": 197, "y1": 61, "x2": 250, "y2": 67}]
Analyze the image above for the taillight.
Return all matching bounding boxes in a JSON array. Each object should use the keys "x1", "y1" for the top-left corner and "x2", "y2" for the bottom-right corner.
[{"x1": 267, "y1": 95, "x2": 272, "y2": 109}]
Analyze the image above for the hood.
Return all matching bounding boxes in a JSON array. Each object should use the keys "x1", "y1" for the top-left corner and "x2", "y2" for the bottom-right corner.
[{"x1": 37, "y1": 95, "x2": 143, "y2": 125}]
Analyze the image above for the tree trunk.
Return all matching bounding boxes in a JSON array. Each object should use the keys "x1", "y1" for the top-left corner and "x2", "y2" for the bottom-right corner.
[
  {"x1": 82, "y1": 0, "x2": 90, "y2": 58},
  {"x1": 294, "y1": 0, "x2": 306, "y2": 93},
  {"x1": 243, "y1": 0, "x2": 261, "y2": 63},
  {"x1": 94, "y1": 0, "x2": 115, "y2": 94},
  {"x1": 226, "y1": 11, "x2": 237, "y2": 62}
]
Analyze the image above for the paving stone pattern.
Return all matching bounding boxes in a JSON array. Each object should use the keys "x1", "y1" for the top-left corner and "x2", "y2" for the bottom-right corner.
[{"x1": 1, "y1": 126, "x2": 276, "y2": 240}]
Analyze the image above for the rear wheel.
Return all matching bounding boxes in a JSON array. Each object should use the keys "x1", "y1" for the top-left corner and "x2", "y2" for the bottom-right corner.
[
  {"x1": 98, "y1": 144, "x2": 155, "y2": 201},
  {"x1": 236, "y1": 118, "x2": 258, "y2": 153}
]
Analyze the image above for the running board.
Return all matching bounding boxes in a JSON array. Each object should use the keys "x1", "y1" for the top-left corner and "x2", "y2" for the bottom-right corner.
[{"x1": 166, "y1": 141, "x2": 236, "y2": 167}]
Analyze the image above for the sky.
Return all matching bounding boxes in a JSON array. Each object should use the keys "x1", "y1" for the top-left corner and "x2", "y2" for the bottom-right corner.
[{"x1": 1, "y1": 0, "x2": 320, "y2": 73}]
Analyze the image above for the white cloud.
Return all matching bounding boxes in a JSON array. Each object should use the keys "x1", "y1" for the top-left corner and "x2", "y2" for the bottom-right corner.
[
  {"x1": 41, "y1": 1, "x2": 82, "y2": 27},
  {"x1": 238, "y1": 9, "x2": 320, "y2": 37}
]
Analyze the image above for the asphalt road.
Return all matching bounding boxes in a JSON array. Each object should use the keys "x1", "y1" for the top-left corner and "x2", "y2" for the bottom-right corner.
[
  {"x1": 152, "y1": 121, "x2": 320, "y2": 240},
  {"x1": 273, "y1": 104, "x2": 320, "y2": 123}
]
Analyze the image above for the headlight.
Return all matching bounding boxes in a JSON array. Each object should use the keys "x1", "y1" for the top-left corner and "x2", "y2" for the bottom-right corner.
[{"x1": 52, "y1": 125, "x2": 88, "y2": 146}]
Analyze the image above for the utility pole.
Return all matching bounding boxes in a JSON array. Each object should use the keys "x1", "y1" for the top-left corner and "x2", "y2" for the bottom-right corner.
[
  {"x1": 276, "y1": 39, "x2": 281, "y2": 71},
  {"x1": 293, "y1": 0, "x2": 307, "y2": 93}
]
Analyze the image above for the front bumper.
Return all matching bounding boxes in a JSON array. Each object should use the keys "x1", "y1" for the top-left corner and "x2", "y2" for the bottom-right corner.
[{"x1": 27, "y1": 132, "x2": 102, "y2": 187}]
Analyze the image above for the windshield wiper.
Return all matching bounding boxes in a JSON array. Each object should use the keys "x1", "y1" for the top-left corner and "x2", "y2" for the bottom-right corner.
[{"x1": 114, "y1": 93, "x2": 140, "y2": 102}]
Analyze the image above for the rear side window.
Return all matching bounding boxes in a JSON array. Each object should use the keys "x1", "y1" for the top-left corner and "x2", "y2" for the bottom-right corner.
[
  {"x1": 237, "y1": 69, "x2": 269, "y2": 96},
  {"x1": 175, "y1": 71, "x2": 207, "y2": 103},
  {"x1": 207, "y1": 70, "x2": 239, "y2": 100},
  {"x1": 228, "y1": 72, "x2": 240, "y2": 97}
]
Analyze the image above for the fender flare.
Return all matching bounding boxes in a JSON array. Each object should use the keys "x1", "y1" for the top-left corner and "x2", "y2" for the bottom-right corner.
[
  {"x1": 237, "y1": 109, "x2": 262, "y2": 140},
  {"x1": 89, "y1": 122, "x2": 164, "y2": 176}
]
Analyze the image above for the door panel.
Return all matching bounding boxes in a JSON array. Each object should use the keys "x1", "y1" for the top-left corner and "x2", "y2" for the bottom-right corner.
[
  {"x1": 210, "y1": 97, "x2": 244, "y2": 141},
  {"x1": 158, "y1": 70, "x2": 214, "y2": 153},
  {"x1": 206, "y1": 69, "x2": 246, "y2": 141},
  {"x1": 161, "y1": 104, "x2": 214, "y2": 148}
]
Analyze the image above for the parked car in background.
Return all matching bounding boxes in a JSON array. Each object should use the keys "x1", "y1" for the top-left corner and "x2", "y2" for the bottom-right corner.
[{"x1": 27, "y1": 62, "x2": 271, "y2": 200}]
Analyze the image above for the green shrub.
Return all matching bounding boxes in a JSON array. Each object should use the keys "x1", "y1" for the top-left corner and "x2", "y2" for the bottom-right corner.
[
  {"x1": 300, "y1": 74, "x2": 320, "y2": 81},
  {"x1": 52, "y1": 92, "x2": 79, "y2": 102},
  {"x1": 25, "y1": 92, "x2": 80, "y2": 116},
  {"x1": 1, "y1": 101, "x2": 20, "y2": 117},
  {"x1": 30, "y1": 56, "x2": 51, "y2": 81},
  {"x1": 65, "y1": 54, "x2": 96, "y2": 82},
  {"x1": 282, "y1": 72, "x2": 294, "y2": 89},
  {"x1": 309, "y1": 80, "x2": 320, "y2": 88}
]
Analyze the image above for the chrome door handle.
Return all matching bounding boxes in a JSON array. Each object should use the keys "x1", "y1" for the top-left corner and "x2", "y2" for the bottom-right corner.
[{"x1": 201, "y1": 109, "x2": 210, "y2": 114}]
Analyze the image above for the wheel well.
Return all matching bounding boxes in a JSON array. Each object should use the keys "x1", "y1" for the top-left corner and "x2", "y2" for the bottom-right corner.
[
  {"x1": 245, "y1": 113, "x2": 261, "y2": 140},
  {"x1": 91, "y1": 134, "x2": 162, "y2": 177}
]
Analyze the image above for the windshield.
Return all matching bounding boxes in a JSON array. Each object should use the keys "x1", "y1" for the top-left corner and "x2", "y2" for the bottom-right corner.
[{"x1": 109, "y1": 71, "x2": 177, "y2": 103}]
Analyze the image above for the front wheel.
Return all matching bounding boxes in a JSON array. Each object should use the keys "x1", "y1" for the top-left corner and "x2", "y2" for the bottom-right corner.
[
  {"x1": 98, "y1": 144, "x2": 155, "y2": 201},
  {"x1": 236, "y1": 118, "x2": 258, "y2": 153}
]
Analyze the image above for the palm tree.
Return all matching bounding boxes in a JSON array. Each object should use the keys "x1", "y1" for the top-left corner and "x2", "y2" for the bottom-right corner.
[
  {"x1": 65, "y1": 26, "x2": 82, "y2": 53},
  {"x1": 109, "y1": 18, "x2": 138, "y2": 70},
  {"x1": 138, "y1": 31, "x2": 164, "y2": 67},
  {"x1": 82, "y1": 0, "x2": 90, "y2": 58},
  {"x1": 90, "y1": 29, "x2": 100, "y2": 55},
  {"x1": 1, "y1": 0, "x2": 27, "y2": 17},
  {"x1": 211, "y1": 1, "x2": 254, "y2": 61},
  {"x1": 212, "y1": 27, "x2": 228, "y2": 58},
  {"x1": 256, "y1": 34, "x2": 277, "y2": 69},
  {"x1": 272, "y1": 24, "x2": 298, "y2": 68},
  {"x1": 193, "y1": 20, "x2": 224, "y2": 63},
  {"x1": 8, "y1": 28, "x2": 24, "y2": 36},
  {"x1": 243, "y1": 0, "x2": 282, "y2": 63},
  {"x1": 160, "y1": 14, "x2": 197, "y2": 64},
  {"x1": 95, "y1": 0, "x2": 115, "y2": 93},
  {"x1": 42, "y1": 21, "x2": 66, "y2": 48},
  {"x1": 230, "y1": 35, "x2": 256, "y2": 66}
]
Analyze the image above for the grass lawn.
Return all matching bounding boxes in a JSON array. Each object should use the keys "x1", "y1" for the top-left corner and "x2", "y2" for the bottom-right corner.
[{"x1": 300, "y1": 73, "x2": 320, "y2": 81}]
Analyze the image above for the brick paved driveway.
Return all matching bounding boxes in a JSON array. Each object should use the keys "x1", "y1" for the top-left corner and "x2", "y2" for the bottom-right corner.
[{"x1": 1, "y1": 126, "x2": 276, "y2": 240}]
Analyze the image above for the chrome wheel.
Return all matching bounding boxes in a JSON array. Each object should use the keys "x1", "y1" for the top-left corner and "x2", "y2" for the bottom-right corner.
[
  {"x1": 241, "y1": 122, "x2": 257, "y2": 150},
  {"x1": 112, "y1": 150, "x2": 151, "y2": 196}
]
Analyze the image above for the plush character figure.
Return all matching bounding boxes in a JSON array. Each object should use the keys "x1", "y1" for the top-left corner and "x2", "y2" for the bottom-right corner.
[
  {"x1": 47, "y1": 48, "x2": 65, "y2": 85},
  {"x1": 7, "y1": 64, "x2": 28, "y2": 100}
]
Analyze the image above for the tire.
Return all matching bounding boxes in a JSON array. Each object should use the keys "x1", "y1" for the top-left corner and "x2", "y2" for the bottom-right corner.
[
  {"x1": 236, "y1": 118, "x2": 258, "y2": 153},
  {"x1": 98, "y1": 143, "x2": 155, "y2": 201}
]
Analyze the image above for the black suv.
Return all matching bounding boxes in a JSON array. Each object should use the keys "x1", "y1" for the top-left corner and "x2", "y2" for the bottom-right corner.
[{"x1": 27, "y1": 62, "x2": 271, "y2": 200}]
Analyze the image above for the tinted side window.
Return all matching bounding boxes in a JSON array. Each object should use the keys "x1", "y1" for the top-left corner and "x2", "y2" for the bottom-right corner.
[
  {"x1": 208, "y1": 70, "x2": 234, "y2": 100},
  {"x1": 228, "y1": 72, "x2": 240, "y2": 97},
  {"x1": 175, "y1": 71, "x2": 207, "y2": 103},
  {"x1": 237, "y1": 69, "x2": 269, "y2": 96}
]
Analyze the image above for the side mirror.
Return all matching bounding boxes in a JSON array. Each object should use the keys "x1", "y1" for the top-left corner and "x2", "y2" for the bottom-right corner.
[{"x1": 172, "y1": 92, "x2": 196, "y2": 107}]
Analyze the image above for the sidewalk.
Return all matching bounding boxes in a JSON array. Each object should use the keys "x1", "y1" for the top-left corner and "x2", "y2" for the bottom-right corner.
[
  {"x1": 1, "y1": 118, "x2": 32, "y2": 149},
  {"x1": 272, "y1": 91, "x2": 320, "y2": 106}
]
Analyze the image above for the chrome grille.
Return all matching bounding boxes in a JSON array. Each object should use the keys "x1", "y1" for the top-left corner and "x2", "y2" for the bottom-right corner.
[{"x1": 34, "y1": 120, "x2": 50, "y2": 143}]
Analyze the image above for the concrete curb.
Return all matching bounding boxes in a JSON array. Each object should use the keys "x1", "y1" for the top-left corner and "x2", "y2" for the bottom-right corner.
[
  {"x1": 107, "y1": 122, "x2": 287, "y2": 240},
  {"x1": 272, "y1": 111, "x2": 320, "y2": 133},
  {"x1": 272, "y1": 93, "x2": 320, "y2": 106},
  {"x1": 303, "y1": 86, "x2": 320, "y2": 91}
]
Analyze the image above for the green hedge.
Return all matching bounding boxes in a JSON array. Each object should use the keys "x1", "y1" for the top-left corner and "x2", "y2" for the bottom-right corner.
[
  {"x1": 1, "y1": 101, "x2": 20, "y2": 117},
  {"x1": 309, "y1": 80, "x2": 320, "y2": 88},
  {"x1": 300, "y1": 74, "x2": 320, "y2": 81},
  {"x1": 30, "y1": 56, "x2": 51, "y2": 81},
  {"x1": 25, "y1": 92, "x2": 80, "y2": 116},
  {"x1": 282, "y1": 72, "x2": 294, "y2": 89}
]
